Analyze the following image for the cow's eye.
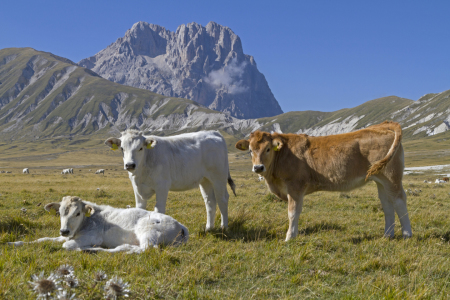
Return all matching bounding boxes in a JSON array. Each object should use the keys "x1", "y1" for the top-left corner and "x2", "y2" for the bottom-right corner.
[
  {"x1": 266, "y1": 148, "x2": 270, "y2": 152},
  {"x1": 76, "y1": 212, "x2": 80, "y2": 217},
  {"x1": 139, "y1": 148, "x2": 143, "y2": 151}
]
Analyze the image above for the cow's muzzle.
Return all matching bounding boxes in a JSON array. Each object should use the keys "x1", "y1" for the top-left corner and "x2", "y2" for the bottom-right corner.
[
  {"x1": 60, "y1": 229, "x2": 70, "y2": 237},
  {"x1": 125, "y1": 163, "x2": 136, "y2": 171},
  {"x1": 252, "y1": 164, "x2": 266, "y2": 173}
]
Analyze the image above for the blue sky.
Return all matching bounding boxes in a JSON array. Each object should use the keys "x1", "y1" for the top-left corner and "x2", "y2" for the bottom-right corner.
[{"x1": 1, "y1": 0, "x2": 449, "y2": 113}]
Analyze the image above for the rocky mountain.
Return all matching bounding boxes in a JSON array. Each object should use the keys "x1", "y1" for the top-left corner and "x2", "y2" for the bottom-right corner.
[
  {"x1": 1, "y1": 47, "x2": 449, "y2": 144},
  {"x1": 79, "y1": 21, "x2": 283, "y2": 119}
]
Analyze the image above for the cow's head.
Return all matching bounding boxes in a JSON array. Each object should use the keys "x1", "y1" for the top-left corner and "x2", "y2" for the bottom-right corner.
[
  {"x1": 104, "y1": 130, "x2": 156, "y2": 173},
  {"x1": 44, "y1": 196, "x2": 94, "y2": 238},
  {"x1": 235, "y1": 131, "x2": 284, "y2": 175}
]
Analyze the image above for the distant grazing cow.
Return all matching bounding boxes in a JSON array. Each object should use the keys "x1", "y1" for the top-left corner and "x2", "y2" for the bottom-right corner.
[
  {"x1": 236, "y1": 121, "x2": 412, "y2": 240},
  {"x1": 443, "y1": 177, "x2": 449, "y2": 182},
  {"x1": 95, "y1": 169, "x2": 105, "y2": 175},
  {"x1": 61, "y1": 169, "x2": 70, "y2": 175},
  {"x1": 0, "y1": 170, "x2": 5, "y2": 173},
  {"x1": 435, "y1": 179, "x2": 446, "y2": 184},
  {"x1": 8, "y1": 196, "x2": 188, "y2": 253},
  {"x1": 23, "y1": 168, "x2": 29, "y2": 174},
  {"x1": 105, "y1": 130, "x2": 236, "y2": 230}
]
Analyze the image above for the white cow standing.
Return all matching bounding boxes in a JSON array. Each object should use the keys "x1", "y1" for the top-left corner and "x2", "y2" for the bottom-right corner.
[
  {"x1": 23, "y1": 168, "x2": 29, "y2": 174},
  {"x1": 8, "y1": 196, "x2": 188, "y2": 253},
  {"x1": 95, "y1": 169, "x2": 105, "y2": 175},
  {"x1": 61, "y1": 169, "x2": 70, "y2": 174},
  {"x1": 105, "y1": 130, "x2": 236, "y2": 230}
]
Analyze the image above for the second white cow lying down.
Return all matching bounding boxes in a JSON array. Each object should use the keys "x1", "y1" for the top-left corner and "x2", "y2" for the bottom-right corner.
[{"x1": 8, "y1": 196, "x2": 188, "y2": 253}]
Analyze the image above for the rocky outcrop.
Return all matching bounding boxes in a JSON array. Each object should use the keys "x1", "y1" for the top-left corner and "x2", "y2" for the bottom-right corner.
[{"x1": 79, "y1": 21, "x2": 283, "y2": 119}]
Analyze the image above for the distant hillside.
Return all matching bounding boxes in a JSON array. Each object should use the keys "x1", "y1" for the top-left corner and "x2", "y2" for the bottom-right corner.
[
  {"x1": 79, "y1": 21, "x2": 283, "y2": 119},
  {"x1": 0, "y1": 48, "x2": 257, "y2": 141},
  {"x1": 1, "y1": 47, "x2": 449, "y2": 143}
]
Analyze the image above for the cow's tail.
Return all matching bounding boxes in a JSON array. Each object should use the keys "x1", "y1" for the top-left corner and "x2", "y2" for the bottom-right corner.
[
  {"x1": 228, "y1": 169, "x2": 237, "y2": 196},
  {"x1": 366, "y1": 121, "x2": 402, "y2": 181}
]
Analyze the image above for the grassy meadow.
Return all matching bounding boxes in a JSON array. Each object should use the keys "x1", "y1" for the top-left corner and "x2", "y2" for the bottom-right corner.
[{"x1": 1, "y1": 141, "x2": 450, "y2": 299}]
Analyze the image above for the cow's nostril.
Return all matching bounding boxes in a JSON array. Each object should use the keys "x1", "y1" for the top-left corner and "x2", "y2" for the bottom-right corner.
[
  {"x1": 60, "y1": 229, "x2": 70, "y2": 236},
  {"x1": 253, "y1": 165, "x2": 265, "y2": 173},
  {"x1": 125, "y1": 163, "x2": 136, "y2": 170}
]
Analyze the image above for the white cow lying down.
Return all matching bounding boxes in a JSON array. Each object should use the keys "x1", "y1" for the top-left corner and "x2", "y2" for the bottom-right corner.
[{"x1": 8, "y1": 196, "x2": 188, "y2": 253}]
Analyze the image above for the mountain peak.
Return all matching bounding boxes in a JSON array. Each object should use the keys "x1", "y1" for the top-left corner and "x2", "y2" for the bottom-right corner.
[{"x1": 79, "y1": 21, "x2": 283, "y2": 119}]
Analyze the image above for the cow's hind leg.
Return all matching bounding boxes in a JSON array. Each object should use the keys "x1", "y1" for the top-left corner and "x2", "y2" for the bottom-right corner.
[
  {"x1": 376, "y1": 182, "x2": 396, "y2": 238},
  {"x1": 393, "y1": 187, "x2": 412, "y2": 238},
  {"x1": 376, "y1": 181, "x2": 412, "y2": 238},
  {"x1": 212, "y1": 179, "x2": 229, "y2": 229},
  {"x1": 81, "y1": 244, "x2": 143, "y2": 253},
  {"x1": 199, "y1": 178, "x2": 217, "y2": 230}
]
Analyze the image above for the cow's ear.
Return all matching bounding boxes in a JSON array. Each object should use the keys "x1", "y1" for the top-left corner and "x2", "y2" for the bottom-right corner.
[
  {"x1": 272, "y1": 137, "x2": 284, "y2": 151},
  {"x1": 145, "y1": 138, "x2": 157, "y2": 149},
  {"x1": 235, "y1": 140, "x2": 249, "y2": 151},
  {"x1": 44, "y1": 202, "x2": 60, "y2": 215},
  {"x1": 84, "y1": 205, "x2": 95, "y2": 217},
  {"x1": 105, "y1": 138, "x2": 121, "y2": 150}
]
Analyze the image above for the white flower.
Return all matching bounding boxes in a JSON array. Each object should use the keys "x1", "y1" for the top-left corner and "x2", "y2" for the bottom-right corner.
[
  {"x1": 104, "y1": 276, "x2": 130, "y2": 299},
  {"x1": 55, "y1": 264, "x2": 75, "y2": 278},
  {"x1": 29, "y1": 271, "x2": 61, "y2": 299},
  {"x1": 57, "y1": 290, "x2": 77, "y2": 299},
  {"x1": 64, "y1": 275, "x2": 79, "y2": 288},
  {"x1": 93, "y1": 270, "x2": 108, "y2": 282}
]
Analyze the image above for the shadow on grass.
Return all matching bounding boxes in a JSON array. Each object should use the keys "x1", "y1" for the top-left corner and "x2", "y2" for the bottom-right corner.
[
  {"x1": 416, "y1": 230, "x2": 450, "y2": 242},
  {"x1": 299, "y1": 221, "x2": 345, "y2": 236},
  {"x1": 198, "y1": 209, "x2": 278, "y2": 242},
  {"x1": 348, "y1": 233, "x2": 377, "y2": 244},
  {"x1": 0, "y1": 216, "x2": 40, "y2": 235},
  {"x1": 205, "y1": 226, "x2": 278, "y2": 242}
]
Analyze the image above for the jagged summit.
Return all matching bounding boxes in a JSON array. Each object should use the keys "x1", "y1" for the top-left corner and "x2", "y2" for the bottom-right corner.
[{"x1": 79, "y1": 21, "x2": 283, "y2": 119}]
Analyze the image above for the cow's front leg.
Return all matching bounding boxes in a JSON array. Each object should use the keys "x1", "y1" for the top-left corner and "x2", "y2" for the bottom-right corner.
[
  {"x1": 62, "y1": 233, "x2": 103, "y2": 251},
  {"x1": 135, "y1": 189, "x2": 154, "y2": 209},
  {"x1": 286, "y1": 192, "x2": 304, "y2": 241},
  {"x1": 154, "y1": 187, "x2": 169, "y2": 214},
  {"x1": 8, "y1": 236, "x2": 68, "y2": 247}
]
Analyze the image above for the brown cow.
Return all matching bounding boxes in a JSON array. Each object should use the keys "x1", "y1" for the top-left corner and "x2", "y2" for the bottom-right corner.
[{"x1": 235, "y1": 121, "x2": 412, "y2": 241}]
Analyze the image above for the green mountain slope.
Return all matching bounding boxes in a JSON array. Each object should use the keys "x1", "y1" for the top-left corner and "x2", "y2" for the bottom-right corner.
[{"x1": 0, "y1": 48, "x2": 231, "y2": 140}]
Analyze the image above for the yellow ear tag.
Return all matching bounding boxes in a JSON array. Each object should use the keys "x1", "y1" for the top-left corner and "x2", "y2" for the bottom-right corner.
[
  {"x1": 273, "y1": 146, "x2": 279, "y2": 151},
  {"x1": 241, "y1": 145, "x2": 246, "y2": 150},
  {"x1": 49, "y1": 208, "x2": 57, "y2": 215},
  {"x1": 111, "y1": 144, "x2": 118, "y2": 151},
  {"x1": 146, "y1": 143, "x2": 154, "y2": 149},
  {"x1": 85, "y1": 211, "x2": 91, "y2": 217}
]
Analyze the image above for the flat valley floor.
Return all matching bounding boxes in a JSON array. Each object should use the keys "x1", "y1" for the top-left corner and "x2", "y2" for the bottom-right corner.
[{"x1": 1, "y1": 140, "x2": 450, "y2": 299}]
